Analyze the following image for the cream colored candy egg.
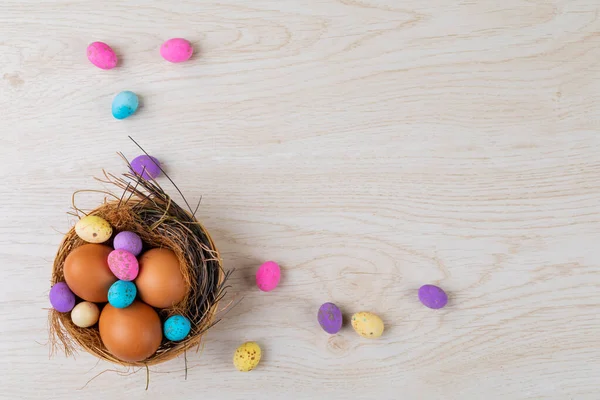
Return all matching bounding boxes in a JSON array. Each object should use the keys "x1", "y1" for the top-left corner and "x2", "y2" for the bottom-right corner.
[
  {"x1": 75, "y1": 215, "x2": 112, "y2": 243},
  {"x1": 233, "y1": 342, "x2": 261, "y2": 372},
  {"x1": 71, "y1": 301, "x2": 100, "y2": 328},
  {"x1": 351, "y1": 311, "x2": 385, "y2": 339}
]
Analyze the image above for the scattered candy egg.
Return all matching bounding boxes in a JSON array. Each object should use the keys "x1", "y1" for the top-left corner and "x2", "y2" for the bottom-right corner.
[
  {"x1": 130, "y1": 155, "x2": 161, "y2": 180},
  {"x1": 87, "y1": 42, "x2": 118, "y2": 70},
  {"x1": 160, "y1": 38, "x2": 193, "y2": 63},
  {"x1": 99, "y1": 301, "x2": 162, "y2": 362},
  {"x1": 418, "y1": 284, "x2": 448, "y2": 309},
  {"x1": 71, "y1": 301, "x2": 100, "y2": 328},
  {"x1": 108, "y1": 249, "x2": 139, "y2": 281},
  {"x1": 49, "y1": 282, "x2": 75, "y2": 312},
  {"x1": 75, "y1": 215, "x2": 112, "y2": 243},
  {"x1": 256, "y1": 261, "x2": 280, "y2": 292},
  {"x1": 64, "y1": 244, "x2": 117, "y2": 302},
  {"x1": 317, "y1": 302, "x2": 343, "y2": 334},
  {"x1": 164, "y1": 315, "x2": 191, "y2": 341},
  {"x1": 112, "y1": 91, "x2": 139, "y2": 119},
  {"x1": 351, "y1": 312, "x2": 384, "y2": 339},
  {"x1": 113, "y1": 231, "x2": 143, "y2": 256},
  {"x1": 233, "y1": 342, "x2": 261, "y2": 372},
  {"x1": 108, "y1": 280, "x2": 137, "y2": 309}
]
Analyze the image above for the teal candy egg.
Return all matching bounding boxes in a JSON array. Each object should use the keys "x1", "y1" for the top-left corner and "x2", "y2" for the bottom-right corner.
[
  {"x1": 112, "y1": 91, "x2": 139, "y2": 119},
  {"x1": 108, "y1": 280, "x2": 137, "y2": 308},
  {"x1": 164, "y1": 315, "x2": 191, "y2": 341}
]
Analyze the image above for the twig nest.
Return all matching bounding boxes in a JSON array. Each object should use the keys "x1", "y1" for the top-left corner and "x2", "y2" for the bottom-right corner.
[{"x1": 49, "y1": 169, "x2": 228, "y2": 366}]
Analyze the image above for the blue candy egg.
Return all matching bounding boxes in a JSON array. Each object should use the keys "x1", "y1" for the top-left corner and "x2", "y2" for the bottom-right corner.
[
  {"x1": 108, "y1": 280, "x2": 137, "y2": 308},
  {"x1": 164, "y1": 315, "x2": 191, "y2": 341},
  {"x1": 112, "y1": 91, "x2": 139, "y2": 119}
]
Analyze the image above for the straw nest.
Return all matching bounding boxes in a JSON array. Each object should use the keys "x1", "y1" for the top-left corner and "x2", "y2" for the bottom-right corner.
[{"x1": 49, "y1": 159, "x2": 231, "y2": 367}]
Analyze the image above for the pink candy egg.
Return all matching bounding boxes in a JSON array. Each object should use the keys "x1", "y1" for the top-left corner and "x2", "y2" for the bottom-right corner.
[
  {"x1": 107, "y1": 249, "x2": 139, "y2": 281},
  {"x1": 87, "y1": 42, "x2": 118, "y2": 70},
  {"x1": 160, "y1": 38, "x2": 193, "y2": 63},
  {"x1": 256, "y1": 261, "x2": 281, "y2": 292}
]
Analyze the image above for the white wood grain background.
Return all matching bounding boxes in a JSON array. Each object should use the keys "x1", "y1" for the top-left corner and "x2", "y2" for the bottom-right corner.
[{"x1": 1, "y1": 0, "x2": 600, "y2": 398}]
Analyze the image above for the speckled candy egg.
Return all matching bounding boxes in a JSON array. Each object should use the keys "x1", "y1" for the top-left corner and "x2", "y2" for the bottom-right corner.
[
  {"x1": 71, "y1": 301, "x2": 100, "y2": 328},
  {"x1": 112, "y1": 91, "x2": 139, "y2": 119},
  {"x1": 160, "y1": 38, "x2": 193, "y2": 63},
  {"x1": 87, "y1": 42, "x2": 118, "y2": 70},
  {"x1": 233, "y1": 342, "x2": 261, "y2": 372},
  {"x1": 108, "y1": 249, "x2": 139, "y2": 281},
  {"x1": 164, "y1": 315, "x2": 191, "y2": 341},
  {"x1": 75, "y1": 215, "x2": 112, "y2": 243},
  {"x1": 256, "y1": 261, "x2": 280, "y2": 292},
  {"x1": 318, "y1": 302, "x2": 343, "y2": 334},
  {"x1": 108, "y1": 280, "x2": 137, "y2": 309},
  {"x1": 49, "y1": 282, "x2": 75, "y2": 312},
  {"x1": 418, "y1": 284, "x2": 448, "y2": 309},
  {"x1": 113, "y1": 231, "x2": 143, "y2": 256},
  {"x1": 351, "y1": 311, "x2": 385, "y2": 339},
  {"x1": 130, "y1": 155, "x2": 161, "y2": 180}
]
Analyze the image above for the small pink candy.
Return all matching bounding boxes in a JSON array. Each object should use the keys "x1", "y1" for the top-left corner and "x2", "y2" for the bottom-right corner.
[
  {"x1": 256, "y1": 261, "x2": 281, "y2": 292},
  {"x1": 107, "y1": 249, "x2": 139, "y2": 281},
  {"x1": 87, "y1": 42, "x2": 118, "y2": 70},
  {"x1": 160, "y1": 38, "x2": 193, "y2": 63}
]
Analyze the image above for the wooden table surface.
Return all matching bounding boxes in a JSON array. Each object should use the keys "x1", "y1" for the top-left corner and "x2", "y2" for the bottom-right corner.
[{"x1": 2, "y1": 0, "x2": 600, "y2": 399}]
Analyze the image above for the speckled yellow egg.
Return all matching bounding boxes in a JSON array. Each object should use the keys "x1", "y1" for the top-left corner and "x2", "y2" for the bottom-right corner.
[
  {"x1": 75, "y1": 215, "x2": 112, "y2": 243},
  {"x1": 233, "y1": 342, "x2": 261, "y2": 372},
  {"x1": 71, "y1": 301, "x2": 100, "y2": 328},
  {"x1": 351, "y1": 311, "x2": 384, "y2": 339}
]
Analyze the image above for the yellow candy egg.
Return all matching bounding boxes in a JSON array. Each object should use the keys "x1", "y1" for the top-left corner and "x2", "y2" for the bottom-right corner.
[
  {"x1": 233, "y1": 342, "x2": 261, "y2": 372},
  {"x1": 351, "y1": 311, "x2": 385, "y2": 339},
  {"x1": 75, "y1": 215, "x2": 112, "y2": 243},
  {"x1": 70, "y1": 301, "x2": 100, "y2": 328}
]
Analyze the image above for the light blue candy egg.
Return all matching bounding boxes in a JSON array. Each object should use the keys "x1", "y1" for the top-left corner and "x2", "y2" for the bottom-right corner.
[
  {"x1": 112, "y1": 91, "x2": 139, "y2": 119},
  {"x1": 164, "y1": 315, "x2": 191, "y2": 341},
  {"x1": 108, "y1": 280, "x2": 137, "y2": 308}
]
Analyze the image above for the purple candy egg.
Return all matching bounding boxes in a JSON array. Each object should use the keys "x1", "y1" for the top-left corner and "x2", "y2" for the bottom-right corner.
[
  {"x1": 49, "y1": 282, "x2": 76, "y2": 312},
  {"x1": 130, "y1": 155, "x2": 161, "y2": 180},
  {"x1": 418, "y1": 284, "x2": 448, "y2": 309},
  {"x1": 318, "y1": 302, "x2": 343, "y2": 334},
  {"x1": 113, "y1": 231, "x2": 143, "y2": 256}
]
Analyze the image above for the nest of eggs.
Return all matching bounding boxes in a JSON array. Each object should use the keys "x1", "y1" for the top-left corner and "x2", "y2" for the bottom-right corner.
[{"x1": 49, "y1": 160, "x2": 231, "y2": 367}]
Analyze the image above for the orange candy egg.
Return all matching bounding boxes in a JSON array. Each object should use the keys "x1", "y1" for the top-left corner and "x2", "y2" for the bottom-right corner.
[
  {"x1": 63, "y1": 244, "x2": 117, "y2": 302},
  {"x1": 135, "y1": 248, "x2": 188, "y2": 308},
  {"x1": 99, "y1": 301, "x2": 162, "y2": 362}
]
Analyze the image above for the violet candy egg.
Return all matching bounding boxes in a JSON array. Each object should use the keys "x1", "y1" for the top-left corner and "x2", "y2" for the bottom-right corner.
[
  {"x1": 256, "y1": 261, "x2": 281, "y2": 292},
  {"x1": 160, "y1": 38, "x2": 194, "y2": 63},
  {"x1": 49, "y1": 282, "x2": 76, "y2": 312},
  {"x1": 108, "y1": 249, "x2": 139, "y2": 281},
  {"x1": 113, "y1": 231, "x2": 143, "y2": 256},
  {"x1": 130, "y1": 155, "x2": 161, "y2": 180},
  {"x1": 418, "y1": 284, "x2": 448, "y2": 309},
  {"x1": 317, "y1": 302, "x2": 343, "y2": 334}
]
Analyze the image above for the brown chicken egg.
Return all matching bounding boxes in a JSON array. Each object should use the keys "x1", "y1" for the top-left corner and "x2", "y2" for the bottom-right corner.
[
  {"x1": 135, "y1": 248, "x2": 188, "y2": 308},
  {"x1": 99, "y1": 301, "x2": 162, "y2": 362},
  {"x1": 63, "y1": 244, "x2": 117, "y2": 302}
]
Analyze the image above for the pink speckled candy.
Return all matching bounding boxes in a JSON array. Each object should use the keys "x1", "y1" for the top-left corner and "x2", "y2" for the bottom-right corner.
[
  {"x1": 107, "y1": 249, "x2": 139, "y2": 281},
  {"x1": 160, "y1": 38, "x2": 193, "y2": 63},
  {"x1": 87, "y1": 42, "x2": 118, "y2": 70},
  {"x1": 256, "y1": 261, "x2": 281, "y2": 292},
  {"x1": 113, "y1": 231, "x2": 143, "y2": 256}
]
